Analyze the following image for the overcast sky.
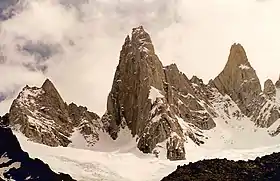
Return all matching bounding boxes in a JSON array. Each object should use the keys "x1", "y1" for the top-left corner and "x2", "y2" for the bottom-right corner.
[{"x1": 0, "y1": 0, "x2": 280, "y2": 115}]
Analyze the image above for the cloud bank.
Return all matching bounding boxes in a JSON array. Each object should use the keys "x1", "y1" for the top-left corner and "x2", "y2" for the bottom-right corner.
[{"x1": 0, "y1": 0, "x2": 280, "y2": 115}]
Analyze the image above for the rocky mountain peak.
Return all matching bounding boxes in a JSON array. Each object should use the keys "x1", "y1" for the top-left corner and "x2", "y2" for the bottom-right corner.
[
  {"x1": 228, "y1": 43, "x2": 249, "y2": 65},
  {"x1": 41, "y1": 78, "x2": 65, "y2": 104},
  {"x1": 213, "y1": 43, "x2": 262, "y2": 115},
  {"x1": 263, "y1": 79, "x2": 276, "y2": 97},
  {"x1": 103, "y1": 26, "x2": 165, "y2": 138},
  {"x1": 102, "y1": 26, "x2": 217, "y2": 160},
  {"x1": 213, "y1": 44, "x2": 280, "y2": 130},
  {"x1": 131, "y1": 25, "x2": 155, "y2": 54},
  {"x1": 165, "y1": 63, "x2": 179, "y2": 71},
  {"x1": 131, "y1": 26, "x2": 151, "y2": 43},
  {"x1": 8, "y1": 79, "x2": 102, "y2": 148},
  {"x1": 42, "y1": 78, "x2": 55, "y2": 91},
  {"x1": 222, "y1": 43, "x2": 256, "y2": 78},
  {"x1": 275, "y1": 75, "x2": 280, "y2": 89},
  {"x1": 191, "y1": 76, "x2": 204, "y2": 85}
]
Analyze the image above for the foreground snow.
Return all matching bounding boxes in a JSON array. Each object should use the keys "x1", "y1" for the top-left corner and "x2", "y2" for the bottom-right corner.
[{"x1": 14, "y1": 123, "x2": 280, "y2": 181}]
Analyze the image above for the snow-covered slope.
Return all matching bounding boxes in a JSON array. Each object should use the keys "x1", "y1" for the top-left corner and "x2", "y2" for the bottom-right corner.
[
  {"x1": 5, "y1": 69, "x2": 280, "y2": 180},
  {"x1": 14, "y1": 122, "x2": 280, "y2": 181},
  {"x1": 11, "y1": 88, "x2": 280, "y2": 180},
  {"x1": 202, "y1": 88, "x2": 280, "y2": 149}
]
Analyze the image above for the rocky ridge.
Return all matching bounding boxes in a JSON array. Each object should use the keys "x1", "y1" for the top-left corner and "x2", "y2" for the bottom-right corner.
[{"x1": 7, "y1": 79, "x2": 102, "y2": 148}]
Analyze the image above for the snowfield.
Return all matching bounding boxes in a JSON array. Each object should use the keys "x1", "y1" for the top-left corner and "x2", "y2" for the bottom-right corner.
[{"x1": 14, "y1": 117, "x2": 280, "y2": 181}]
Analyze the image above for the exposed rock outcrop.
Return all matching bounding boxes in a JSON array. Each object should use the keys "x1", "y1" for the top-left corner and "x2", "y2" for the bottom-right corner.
[
  {"x1": 164, "y1": 65, "x2": 216, "y2": 130},
  {"x1": 250, "y1": 79, "x2": 280, "y2": 129},
  {"x1": 0, "y1": 125, "x2": 76, "y2": 181},
  {"x1": 264, "y1": 79, "x2": 276, "y2": 98},
  {"x1": 102, "y1": 26, "x2": 217, "y2": 160},
  {"x1": 275, "y1": 76, "x2": 280, "y2": 89},
  {"x1": 162, "y1": 152, "x2": 280, "y2": 181},
  {"x1": 68, "y1": 103, "x2": 102, "y2": 146},
  {"x1": 8, "y1": 79, "x2": 102, "y2": 148}
]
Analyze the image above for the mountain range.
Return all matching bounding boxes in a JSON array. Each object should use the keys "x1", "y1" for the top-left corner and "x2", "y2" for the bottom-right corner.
[{"x1": 1, "y1": 26, "x2": 280, "y2": 180}]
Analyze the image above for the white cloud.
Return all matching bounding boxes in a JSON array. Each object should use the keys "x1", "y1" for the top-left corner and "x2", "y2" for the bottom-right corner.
[{"x1": 0, "y1": 0, "x2": 280, "y2": 115}]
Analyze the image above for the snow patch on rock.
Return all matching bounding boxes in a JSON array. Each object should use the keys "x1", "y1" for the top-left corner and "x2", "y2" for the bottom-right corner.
[
  {"x1": 148, "y1": 86, "x2": 164, "y2": 104},
  {"x1": 239, "y1": 64, "x2": 250, "y2": 70}
]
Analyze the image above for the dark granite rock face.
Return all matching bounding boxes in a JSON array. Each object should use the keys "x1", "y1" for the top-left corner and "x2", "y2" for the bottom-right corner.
[
  {"x1": 162, "y1": 152, "x2": 280, "y2": 181},
  {"x1": 0, "y1": 125, "x2": 75, "y2": 181}
]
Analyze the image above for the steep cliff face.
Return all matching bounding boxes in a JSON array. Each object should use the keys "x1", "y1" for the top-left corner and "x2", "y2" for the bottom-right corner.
[
  {"x1": 102, "y1": 26, "x2": 166, "y2": 139},
  {"x1": 212, "y1": 43, "x2": 280, "y2": 133},
  {"x1": 8, "y1": 79, "x2": 102, "y2": 148},
  {"x1": 0, "y1": 124, "x2": 75, "y2": 181},
  {"x1": 213, "y1": 43, "x2": 262, "y2": 115},
  {"x1": 102, "y1": 26, "x2": 217, "y2": 160},
  {"x1": 164, "y1": 65, "x2": 216, "y2": 130}
]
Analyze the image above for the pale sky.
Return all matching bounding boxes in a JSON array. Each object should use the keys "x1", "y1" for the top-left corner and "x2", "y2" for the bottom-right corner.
[{"x1": 0, "y1": 0, "x2": 280, "y2": 115}]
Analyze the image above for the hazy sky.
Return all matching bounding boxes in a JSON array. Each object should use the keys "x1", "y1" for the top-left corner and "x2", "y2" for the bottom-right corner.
[{"x1": 0, "y1": 0, "x2": 280, "y2": 115}]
